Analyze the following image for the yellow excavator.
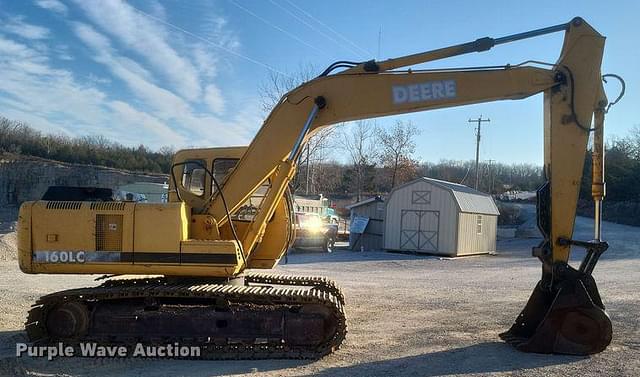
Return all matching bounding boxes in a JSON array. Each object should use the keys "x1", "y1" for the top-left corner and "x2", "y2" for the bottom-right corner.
[{"x1": 17, "y1": 17, "x2": 621, "y2": 358}]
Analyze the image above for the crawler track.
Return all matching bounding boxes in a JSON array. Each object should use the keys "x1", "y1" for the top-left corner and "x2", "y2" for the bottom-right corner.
[{"x1": 25, "y1": 273, "x2": 346, "y2": 359}]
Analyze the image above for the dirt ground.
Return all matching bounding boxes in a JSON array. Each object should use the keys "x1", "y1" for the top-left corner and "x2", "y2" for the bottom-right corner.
[{"x1": 0, "y1": 216, "x2": 638, "y2": 377}]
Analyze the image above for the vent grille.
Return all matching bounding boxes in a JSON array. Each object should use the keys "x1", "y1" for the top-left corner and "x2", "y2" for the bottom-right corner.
[
  {"x1": 96, "y1": 214, "x2": 123, "y2": 251},
  {"x1": 90, "y1": 202, "x2": 126, "y2": 211},
  {"x1": 46, "y1": 201, "x2": 83, "y2": 210}
]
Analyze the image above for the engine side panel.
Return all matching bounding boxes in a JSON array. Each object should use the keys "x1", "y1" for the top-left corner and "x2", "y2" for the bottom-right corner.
[{"x1": 19, "y1": 201, "x2": 243, "y2": 277}]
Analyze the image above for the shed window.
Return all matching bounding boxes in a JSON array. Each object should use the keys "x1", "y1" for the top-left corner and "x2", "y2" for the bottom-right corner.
[
  {"x1": 476, "y1": 215, "x2": 483, "y2": 234},
  {"x1": 411, "y1": 190, "x2": 431, "y2": 204}
]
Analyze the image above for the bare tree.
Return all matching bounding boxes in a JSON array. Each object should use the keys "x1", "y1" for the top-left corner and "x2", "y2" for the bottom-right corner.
[
  {"x1": 377, "y1": 120, "x2": 420, "y2": 187},
  {"x1": 338, "y1": 121, "x2": 379, "y2": 201},
  {"x1": 258, "y1": 63, "x2": 317, "y2": 115},
  {"x1": 257, "y1": 63, "x2": 336, "y2": 194},
  {"x1": 303, "y1": 127, "x2": 339, "y2": 193},
  {"x1": 627, "y1": 125, "x2": 640, "y2": 160},
  {"x1": 312, "y1": 161, "x2": 346, "y2": 194}
]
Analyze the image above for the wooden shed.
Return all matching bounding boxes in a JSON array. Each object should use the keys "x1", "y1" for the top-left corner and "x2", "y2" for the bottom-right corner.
[
  {"x1": 384, "y1": 177, "x2": 499, "y2": 256},
  {"x1": 346, "y1": 196, "x2": 385, "y2": 251}
]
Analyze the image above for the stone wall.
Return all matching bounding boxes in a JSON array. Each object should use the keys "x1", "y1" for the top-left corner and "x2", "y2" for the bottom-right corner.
[{"x1": 0, "y1": 154, "x2": 168, "y2": 212}]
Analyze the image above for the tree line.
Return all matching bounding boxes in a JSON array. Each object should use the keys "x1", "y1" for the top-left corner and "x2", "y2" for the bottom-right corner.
[
  {"x1": 0, "y1": 116, "x2": 174, "y2": 173},
  {"x1": 293, "y1": 120, "x2": 544, "y2": 198},
  {"x1": 4, "y1": 113, "x2": 639, "y2": 205},
  {"x1": 297, "y1": 123, "x2": 640, "y2": 205},
  {"x1": 578, "y1": 129, "x2": 640, "y2": 202}
]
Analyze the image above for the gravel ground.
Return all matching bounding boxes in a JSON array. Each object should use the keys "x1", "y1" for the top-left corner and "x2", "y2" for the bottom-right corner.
[
  {"x1": 0, "y1": 216, "x2": 638, "y2": 376},
  {"x1": 0, "y1": 220, "x2": 17, "y2": 262}
]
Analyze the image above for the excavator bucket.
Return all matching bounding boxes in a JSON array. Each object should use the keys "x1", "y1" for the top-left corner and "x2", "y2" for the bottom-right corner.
[{"x1": 500, "y1": 264, "x2": 612, "y2": 355}]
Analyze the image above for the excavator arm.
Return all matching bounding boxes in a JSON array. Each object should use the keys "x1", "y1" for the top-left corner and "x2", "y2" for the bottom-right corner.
[{"x1": 204, "y1": 17, "x2": 611, "y2": 355}]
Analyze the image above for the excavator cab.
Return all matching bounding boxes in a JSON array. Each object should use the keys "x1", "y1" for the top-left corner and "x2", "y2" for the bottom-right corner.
[
  {"x1": 168, "y1": 147, "x2": 296, "y2": 269},
  {"x1": 168, "y1": 146, "x2": 248, "y2": 208}
]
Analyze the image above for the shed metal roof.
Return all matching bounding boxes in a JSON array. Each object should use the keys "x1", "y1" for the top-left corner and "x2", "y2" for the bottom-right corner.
[
  {"x1": 391, "y1": 177, "x2": 500, "y2": 216},
  {"x1": 345, "y1": 196, "x2": 383, "y2": 210}
]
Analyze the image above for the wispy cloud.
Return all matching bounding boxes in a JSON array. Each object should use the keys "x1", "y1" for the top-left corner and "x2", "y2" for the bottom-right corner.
[
  {"x1": 190, "y1": 14, "x2": 242, "y2": 81},
  {"x1": 107, "y1": 101, "x2": 186, "y2": 145},
  {"x1": 2, "y1": 16, "x2": 50, "y2": 40},
  {"x1": 72, "y1": 22, "x2": 258, "y2": 146},
  {"x1": 72, "y1": 22, "x2": 192, "y2": 118},
  {"x1": 86, "y1": 73, "x2": 111, "y2": 85},
  {"x1": 204, "y1": 84, "x2": 225, "y2": 114},
  {"x1": 73, "y1": 0, "x2": 203, "y2": 101},
  {"x1": 0, "y1": 1, "x2": 262, "y2": 150},
  {"x1": 34, "y1": 0, "x2": 69, "y2": 15},
  {"x1": 0, "y1": 34, "x2": 188, "y2": 148},
  {"x1": 53, "y1": 44, "x2": 73, "y2": 60},
  {"x1": 0, "y1": 35, "x2": 108, "y2": 132}
]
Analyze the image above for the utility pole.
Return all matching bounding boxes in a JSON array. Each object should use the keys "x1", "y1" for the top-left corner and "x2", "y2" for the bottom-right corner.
[{"x1": 468, "y1": 116, "x2": 490, "y2": 190}]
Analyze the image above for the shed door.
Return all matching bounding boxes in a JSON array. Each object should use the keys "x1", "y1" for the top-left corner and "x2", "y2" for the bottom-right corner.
[{"x1": 400, "y1": 210, "x2": 439, "y2": 252}]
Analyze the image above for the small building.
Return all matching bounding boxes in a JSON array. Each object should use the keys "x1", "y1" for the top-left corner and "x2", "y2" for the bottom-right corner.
[
  {"x1": 384, "y1": 177, "x2": 499, "y2": 256},
  {"x1": 346, "y1": 196, "x2": 385, "y2": 251}
]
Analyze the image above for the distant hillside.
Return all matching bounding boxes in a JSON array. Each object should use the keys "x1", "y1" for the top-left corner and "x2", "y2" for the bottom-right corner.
[
  {"x1": 0, "y1": 116, "x2": 173, "y2": 174},
  {"x1": 0, "y1": 153, "x2": 167, "y2": 210}
]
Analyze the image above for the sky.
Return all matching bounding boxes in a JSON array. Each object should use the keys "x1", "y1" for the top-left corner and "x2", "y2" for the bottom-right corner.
[{"x1": 0, "y1": 0, "x2": 637, "y2": 165}]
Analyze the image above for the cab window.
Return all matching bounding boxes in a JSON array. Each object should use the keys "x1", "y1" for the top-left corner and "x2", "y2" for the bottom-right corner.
[
  {"x1": 181, "y1": 160, "x2": 206, "y2": 196},
  {"x1": 234, "y1": 181, "x2": 270, "y2": 221},
  {"x1": 212, "y1": 158, "x2": 238, "y2": 191},
  {"x1": 212, "y1": 158, "x2": 270, "y2": 221}
]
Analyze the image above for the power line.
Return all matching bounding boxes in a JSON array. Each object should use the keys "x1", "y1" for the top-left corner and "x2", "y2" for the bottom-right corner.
[
  {"x1": 281, "y1": 0, "x2": 372, "y2": 57},
  {"x1": 131, "y1": 6, "x2": 292, "y2": 78},
  {"x1": 226, "y1": 0, "x2": 329, "y2": 58},
  {"x1": 267, "y1": 0, "x2": 366, "y2": 59}
]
